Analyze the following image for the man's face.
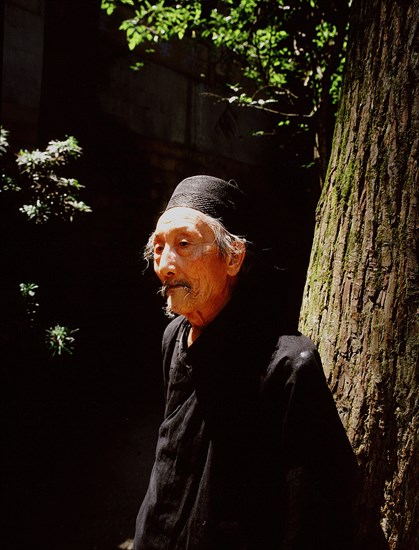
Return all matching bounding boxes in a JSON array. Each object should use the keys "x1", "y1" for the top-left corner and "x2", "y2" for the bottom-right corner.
[{"x1": 152, "y1": 207, "x2": 237, "y2": 326}]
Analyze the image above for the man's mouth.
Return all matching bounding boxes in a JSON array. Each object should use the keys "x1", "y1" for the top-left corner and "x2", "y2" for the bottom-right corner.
[{"x1": 161, "y1": 281, "x2": 192, "y2": 299}]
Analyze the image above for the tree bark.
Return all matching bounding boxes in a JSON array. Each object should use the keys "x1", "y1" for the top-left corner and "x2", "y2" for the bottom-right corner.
[{"x1": 299, "y1": 0, "x2": 418, "y2": 548}]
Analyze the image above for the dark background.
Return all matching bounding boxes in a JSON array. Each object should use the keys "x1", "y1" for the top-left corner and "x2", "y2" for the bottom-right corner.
[{"x1": 1, "y1": 1, "x2": 319, "y2": 548}]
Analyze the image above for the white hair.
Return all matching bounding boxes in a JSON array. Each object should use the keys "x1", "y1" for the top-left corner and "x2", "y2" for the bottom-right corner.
[{"x1": 143, "y1": 211, "x2": 248, "y2": 266}]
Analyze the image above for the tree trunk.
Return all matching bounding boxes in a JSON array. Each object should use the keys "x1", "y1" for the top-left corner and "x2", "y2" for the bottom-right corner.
[{"x1": 299, "y1": 0, "x2": 418, "y2": 548}]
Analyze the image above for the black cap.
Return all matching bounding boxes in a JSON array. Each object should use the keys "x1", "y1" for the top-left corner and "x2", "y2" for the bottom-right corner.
[{"x1": 165, "y1": 175, "x2": 248, "y2": 237}]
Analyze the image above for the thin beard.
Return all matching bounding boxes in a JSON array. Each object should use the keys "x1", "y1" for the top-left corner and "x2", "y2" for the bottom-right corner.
[
  {"x1": 159, "y1": 281, "x2": 193, "y2": 318},
  {"x1": 162, "y1": 304, "x2": 176, "y2": 319}
]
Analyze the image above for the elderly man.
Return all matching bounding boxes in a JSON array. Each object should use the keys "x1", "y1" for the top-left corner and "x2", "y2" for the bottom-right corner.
[{"x1": 134, "y1": 175, "x2": 358, "y2": 550}]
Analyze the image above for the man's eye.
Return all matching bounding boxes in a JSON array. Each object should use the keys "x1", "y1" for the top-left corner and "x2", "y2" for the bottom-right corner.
[
  {"x1": 154, "y1": 244, "x2": 163, "y2": 254},
  {"x1": 178, "y1": 241, "x2": 190, "y2": 248}
]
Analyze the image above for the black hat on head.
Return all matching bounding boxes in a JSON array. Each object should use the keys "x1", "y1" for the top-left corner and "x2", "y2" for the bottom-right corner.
[{"x1": 165, "y1": 175, "x2": 248, "y2": 237}]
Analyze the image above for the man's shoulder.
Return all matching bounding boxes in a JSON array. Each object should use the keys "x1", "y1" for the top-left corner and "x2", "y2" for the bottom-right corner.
[
  {"x1": 256, "y1": 332, "x2": 328, "y2": 400},
  {"x1": 273, "y1": 332, "x2": 318, "y2": 363},
  {"x1": 265, "y1": 331, "x2": 323, "y2": 382}
]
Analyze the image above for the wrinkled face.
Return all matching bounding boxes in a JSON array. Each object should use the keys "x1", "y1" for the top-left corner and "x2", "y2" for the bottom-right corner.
[{"x1": 152, "y1": 207, "x2": 238, "y2": 326}]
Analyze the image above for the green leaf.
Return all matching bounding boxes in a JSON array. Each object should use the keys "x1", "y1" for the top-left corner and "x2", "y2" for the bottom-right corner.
[
  {"x1": 19, "y1": 282, "x2": 39, "y2": 298},
  {"x1": 0, "y1": 126, "x2": 10, "y2": 156},
  {"x1": 101, "y1": 0, "x2": 349, "y2": 153},
  {"x1": 45, "y1": 324, "x2": 79, "y2": 356}
]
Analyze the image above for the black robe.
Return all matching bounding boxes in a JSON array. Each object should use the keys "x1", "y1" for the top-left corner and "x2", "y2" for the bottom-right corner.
[{"x1": 134, "y1": 285, "x2": 358, "y2": 550}]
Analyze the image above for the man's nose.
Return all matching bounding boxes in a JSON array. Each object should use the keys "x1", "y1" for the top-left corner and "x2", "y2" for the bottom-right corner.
[{"x1": 157, "y1": 245, "x2": 177, "y2": 278}]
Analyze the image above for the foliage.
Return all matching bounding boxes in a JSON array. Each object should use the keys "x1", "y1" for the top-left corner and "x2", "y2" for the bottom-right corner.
[
  {"x1": 45, "y1": 324, "x2": 79, "y2": 356},
  {"x1": 0, "y1": 126, "x2": 9, "y2": 155},
  {"x1": 16, "y1": 137, "x2": 91, "y2": 223},
  {"x1": 102, "y1": 0, "x2": 135, "y2": 15},
  {"x1": 19, "y1": 280, "x2": 80, "y2": 357},
  {"x1": 101, "y1": 0, "x2": 349, "y2": 127},
  {"x1": 2, "y1": 128, "x2": 90, "y2": 357},
  {"x1": 1, "y1": 128, "x2": 92, "y2": 223},
  {"x1": 19, "y1": 282, "x2": 40, "y2": 326},
  {"x1": 1, "y1": 127, "x2": 18, "y2": 190}
]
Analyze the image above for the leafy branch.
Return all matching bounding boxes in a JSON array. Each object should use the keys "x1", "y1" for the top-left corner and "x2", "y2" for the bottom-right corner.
[
  {"x1": 14, "y1": 136, "x2": 91, "y2": 223},
  {"x1": 19, "y1": 283, "x2": 78, "y2": 356},
  {"x1": 102, "y1": 0, "x2": 348, "y2": 115},
  {"x1": 46, "y1": 324, "x2": 79, "y2": 356},
  {"x1": 2, "y1": 128, "x2": 91, "y2": 357},
  {"x1": 101, "y1": 1, "x2": 350, "y2": 184}
]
